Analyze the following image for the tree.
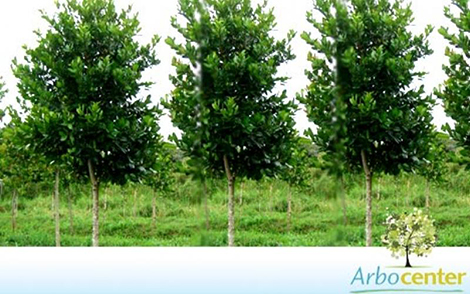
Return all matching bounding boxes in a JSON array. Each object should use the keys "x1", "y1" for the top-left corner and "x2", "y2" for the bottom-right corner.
[
  {"x1": 13, "y1": 0, "x2": 162, "y2": 247},
  {"x1": 300, "y1": 0, "x2": 435, "y2": 246},
  {"x1": 417, "y1": 132, "x2": 448, "y2": 210},
  {"x1": 438, "y1": 0, "x2": 470, "y2": 171},
  {"x1": 280, "y1": 137, "x2": 312, "y2": 232},
  {"x1": 382, "y1": 209, "x2": 437, "y2": 268},
  {"x1": 0, "y1": 109, "x2": 51, "y2": 233},
  {"x1": 0, "y1": 79, "x2": 6, "y2": 122},
  {"x1": 0, "y1": 122, "x2": 26, "y2": 232},
  {"x1": 145, "y1": 142, "x2": 175, "y2": 231},
  {"x1": 165, "y1": 0, "x2": 297, "y2": 246},
  {"x1": 308, "y1": 126, "x2": 350, "y2": 225}
]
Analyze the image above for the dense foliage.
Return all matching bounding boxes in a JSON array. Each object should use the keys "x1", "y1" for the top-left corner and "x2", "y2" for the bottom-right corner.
[
  {"x1": 438, "y1": 0, "x2": 470, "y2": 168},
  {"x1": 300, "y1": 0, "x2": 436, "y2": 246},
  {"x1": 12, "y1": 0, "x2": 162, "y2": 246},
  {"x1": 0, "y1": 0, "x2": 468, "y2": 248},
  {"x1": 165, "y1": 0, "x2": 297, "y2": 246},
  {"x1": 0, "y1": 79, "x2": 6, "y2": 122},
  {"x1": 165, "y1": 0, "x2": 297, "y2": 179}
]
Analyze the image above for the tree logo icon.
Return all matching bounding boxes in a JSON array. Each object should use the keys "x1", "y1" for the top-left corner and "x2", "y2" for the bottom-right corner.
[{"x1": 382, "y1": 209, "x2": 437, "y2": 268}]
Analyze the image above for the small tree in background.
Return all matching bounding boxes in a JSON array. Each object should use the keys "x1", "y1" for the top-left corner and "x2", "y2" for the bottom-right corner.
[
  {"x1": 300, "y1": 0, "x2": 435, "y2": 246},
  {"x1": 382, "y1": 209, "x2": 437, "y2": 268},
  {"x1": 165, "y1": 0, "x2": 297, "y2": 246},
  {"x1": 0, "y1": 120, "x2": 26, "y2": 232},
  {"x1": 0, "y1": 109, "x2": 51, "y2": 233},
  {"x1": 0, "y1": 79, "x2": 6, "y2": 122},
  {"x1": 13, "y1": 0, "x2": 162, "y2": 246},
  {"x1": 145, "y1": 142, "x2": 175, "y2": 231},
  {"x1": 438, "y1": 0, "x2": 470, "y2": 171},
  {"x1": 417, "y1": 132, "x2": 448, "y2": 210},
  {"x1": 280, "y1": 137, "x2": 312, "y2": 232}
]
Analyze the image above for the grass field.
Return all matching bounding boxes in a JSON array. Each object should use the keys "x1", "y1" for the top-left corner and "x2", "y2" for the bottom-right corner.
[{"x1": 0, "y1": 168, "x2": 469, "y2": 246}]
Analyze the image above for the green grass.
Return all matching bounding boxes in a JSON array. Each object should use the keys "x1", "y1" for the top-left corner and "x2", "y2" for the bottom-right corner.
[{"x1": 0, "y1": 170, "x2": 469, "y2": 246}]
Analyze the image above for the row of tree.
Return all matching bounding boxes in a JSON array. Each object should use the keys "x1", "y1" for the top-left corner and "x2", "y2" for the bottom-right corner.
[{"x1": 0, "y1": 0, "x2": 470, "y2": 247}]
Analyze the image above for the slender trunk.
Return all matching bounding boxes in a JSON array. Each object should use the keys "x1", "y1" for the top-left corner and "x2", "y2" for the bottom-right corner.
[
  {"x1": 269, "y1": 183, "x2": 274, "y2": 212},
  {"x1": 405, "y1": 246, "x2": 412, "y2": 268},
  {"x1": 133, "y1": 189, "x2": 137, "y2": 218},
  {"x1": 11, "y1": 189, "x2": 18, "y2": 232},
  {"x1": 152, "y1": 190, "x2": 157, "y2": 231},
  {"x1": 425, "y1": 180, "x2": 430, "y2": 210},
  {"x1": 101, "y1": 186, "x2": 107, "y2": 224},
  {"x1": 361, "y1": 150, "x2": 373, "y2": 247},
  {"x1": 223, "y1": 155, "x2": 235, "y2": 247},
  {"x1": 239, "y1": 181, "x2": 244, "y2": 206},
  {"x1": 0, "y1": 179, "x2": 3, "y2": 199},
  {"x1": 340, "y1": 176, "x2": 348, "y2": 226},
  {"x1": 67, "y1": 186, "x2": 74, "y2": 235},
  {"x1": 121, "y1": 188, "x2": 126, "y2": 217},
  {"x1": 395, "y1": 179, "x2": 399, "y2": 208},
  {"x1": 51, "y1": 188, "x2": 54, "y2": 215},
  {"x1": 88, "y1": 160, "x2": 100, "y2": 247},
  {"x1": 406, "y1": 179, "x2": 411, "y2": 206},
  {"x1": 203, "y1": 180, "x2": 210, "y2": 231},
  {"x1": 54, "y1": 170, "x2": 60, "y2": 247},
  {"x1": 104, "y1": 187, "x2": 108, "y2": 211},
  {"x1": 377, "y1": 177, "x2": 381, "y2": 200},
  {"x1": 287, "y1": 185, "x2": 292, "y2": 233}
]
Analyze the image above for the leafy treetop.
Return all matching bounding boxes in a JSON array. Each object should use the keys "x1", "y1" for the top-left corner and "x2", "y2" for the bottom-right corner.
[
  {"x1": 300, "y1": 0, "x2": 435, "y2": 175},
  {"x1": 165, "y1": 0, "x2": 297, "y2": 180},
  {"x1": 0, "y1": 79, "x2": 6, "y2": 122},
  {"x1": 438, "y1": 0, "x2": 470, "y2": 169},
  {"x1": 13, "y1": 0, "x2": 162, "y2": 184}
]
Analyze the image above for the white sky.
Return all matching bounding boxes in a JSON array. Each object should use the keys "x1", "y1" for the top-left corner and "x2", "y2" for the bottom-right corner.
[{"x1": 0, "y1": 0, "x2": 455, "y2": 139}]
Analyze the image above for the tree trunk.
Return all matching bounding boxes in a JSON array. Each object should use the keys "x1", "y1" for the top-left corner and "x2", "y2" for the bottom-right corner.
[
  {"x1": 395, "y1": 179, "x2": 399, "y2": 208},
  {"x1": 104, "y1": 187, "x2": 108, "y2": 211},
  {"x1": 406, "y1": 179, "x2": 411, "y2": 206},
  {"x1": 340, "y1": 176, "x2": 348, "y2": 226},
  {"x1": 239, "y1": 181, "x2": 244, "y2": 206},
  {"x1": 203, "y1": 180, "x2": 210, "y2": 231},
  {"x1": 425, "y1": 180, "x2": 430, "y2": 210},
  {"x1": 67, "y1": 186, "x2": 74, "y2": 235},
  {"x1": 377, "y1": 177, "x2": 381, "y2": 200},
  {"x1": 269, "y1": 183, "x2": 274, "y2": 212},
  {"x1": 121, "y1": 188, "x2": 126, "y2": 217},
  {"x1": 223, "y1": 155, "x2": 235, "y2": 247},
  {"x1": 88, "y1": 160, "x2": 100, "y2": 247},
  {"x1": 11, "y1": 189, "x2": 18, "y2": 232},
  {"x1": 152, "y1": 190, "x2": 157, "y2": 231},
  {"x1": 405, "y1": 246, "x2": 412, "y2": 268},
  {"x1": 361, "y1": 150, "x2": 373, "y2": 247},
  {"x1": 287, "y1": 185, "x2": 292, "y2": 233},
  {"x1": 54, "y1": 169, "x2": 61, "y2": 247},
  {"x1": 51, "y1": 189, "x2": 54, "y2": 216},
  {"x1": 133, "y1": 189, "x2": 137, "y2": 218}
]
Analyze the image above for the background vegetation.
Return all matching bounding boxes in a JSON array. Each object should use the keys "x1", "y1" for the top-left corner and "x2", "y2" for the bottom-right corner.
[
  {"x1": 0, "y1": 139, "x2": 469, "y2": 247},
  {"x1": 1, "y1": 0, "x2": 470, "y2": 247}
]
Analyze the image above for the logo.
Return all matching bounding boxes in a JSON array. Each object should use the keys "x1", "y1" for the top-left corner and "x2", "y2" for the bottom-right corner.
[
  {"x1": 348, "y1": 209, "x2": 467, "y2": 293},
  {"x1": 350, "y1": 266, "x2": 467, "y2": 293}
]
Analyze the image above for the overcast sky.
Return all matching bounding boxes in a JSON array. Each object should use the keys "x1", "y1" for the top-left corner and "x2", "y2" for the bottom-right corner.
[{"x1": 0, "y1": 0, "x2": 455, "y2": 138}]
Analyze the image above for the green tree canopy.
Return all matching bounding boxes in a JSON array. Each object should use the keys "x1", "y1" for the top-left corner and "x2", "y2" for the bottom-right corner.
[
  {"x1": 0, "y1": 79, "x2": 6, "y2": 122},
  {"x1": 300, "y1": 0, "x2": 435, "y2": 246},
  {"x1": 13, "y1": 0, "x2": 162, "y2": 246},
  {"x1": 438, "y1": 0, "x2": 470, "y2": 168},
  {"x1": 165, "y1": 0, "x2": 297, "y2": 246}
]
